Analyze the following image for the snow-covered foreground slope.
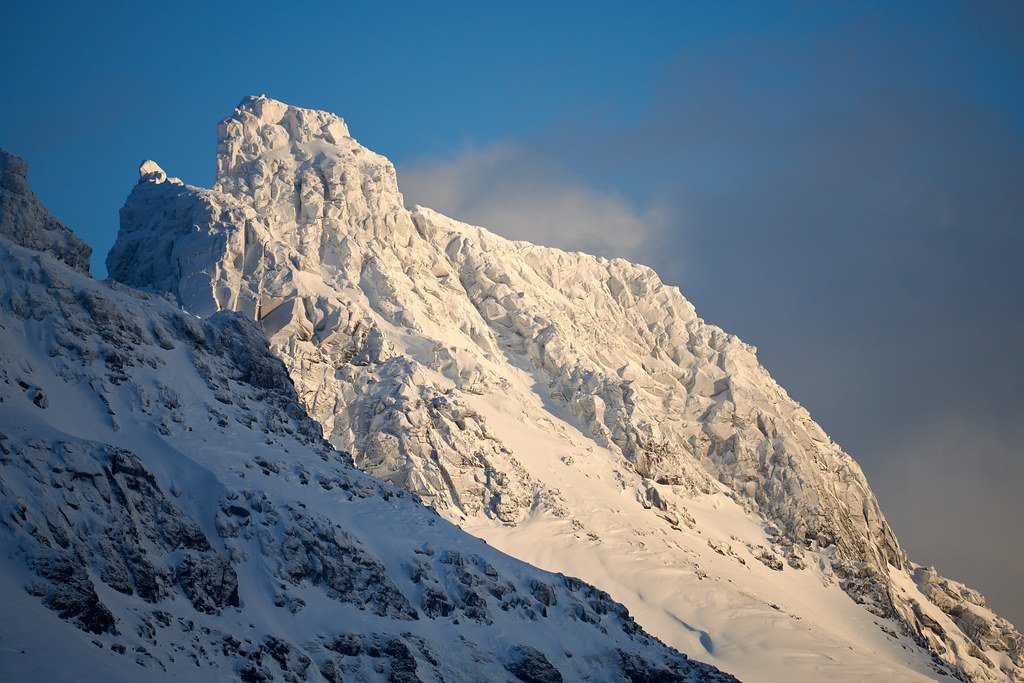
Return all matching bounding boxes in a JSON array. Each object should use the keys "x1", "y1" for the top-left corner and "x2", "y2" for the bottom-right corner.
[
  {"x1": 107, "y1": 96, "x2": 1023, "y2": 682},
  {"x1": 0, "y1": 149, "x2": 733, "y2": 682}
]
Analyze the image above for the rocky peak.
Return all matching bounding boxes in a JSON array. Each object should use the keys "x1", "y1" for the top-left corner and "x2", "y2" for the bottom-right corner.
[
  {"x1": 138, "y1": 159, "x2": 167, "y2": 183},
  {"x1": 215, "y1": 95, "x2": 353, "y2": 180},
  {"x1": 210, "y1": 95, "x2": 408, "y2": 247},
  {"x1": 0, "y1": 148, "x2": 30, "y2": 192},
  {"x1": 0, "y1": 148, "x2": 91, "y2": 274}
]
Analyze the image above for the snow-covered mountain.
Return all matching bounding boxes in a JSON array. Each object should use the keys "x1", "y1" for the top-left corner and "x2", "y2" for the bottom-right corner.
[
  {"x1": 0, "y1": 148, "x2": 734, "y2": 682},
  {"x1": 105, "y1": 96, "x2": 1024, "y2": 683}
]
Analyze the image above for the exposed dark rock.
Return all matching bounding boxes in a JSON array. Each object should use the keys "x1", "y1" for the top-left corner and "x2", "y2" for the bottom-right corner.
[
  {"x1": 505, "y1": 645, "x2": 563, "y2": 683},
  {"x1": 26, "y1": 551, "x2": 117, "y2": 635},
  {"x1": 176, "y1": 553, "x2": 239, "y2": 614},
  {"x1": 0, "y1": 149, "x2": 91, "y2": 273}
]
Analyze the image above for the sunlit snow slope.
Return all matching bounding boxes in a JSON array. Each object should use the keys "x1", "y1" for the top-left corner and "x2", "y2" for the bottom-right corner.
[
  {"x1": 108, "y1": 96, "x2": 1023, "y2": 682},
  {"x1": 0, "y1": 147, "x2": 732, "y2": 682}
]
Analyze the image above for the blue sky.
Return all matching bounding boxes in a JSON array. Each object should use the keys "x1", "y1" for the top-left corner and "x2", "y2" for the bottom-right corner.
[{"x1": 3, "y1": 1, "x2": 1023, "y2": 626}]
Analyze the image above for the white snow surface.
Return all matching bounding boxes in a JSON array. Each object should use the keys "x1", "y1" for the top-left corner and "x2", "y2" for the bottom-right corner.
[
  {"x1": 104, "y1": 95, "x2": 1024, "y2": 683},
  {"x1": 0, "y1": 149, "x2": 732, "y2": 682}
]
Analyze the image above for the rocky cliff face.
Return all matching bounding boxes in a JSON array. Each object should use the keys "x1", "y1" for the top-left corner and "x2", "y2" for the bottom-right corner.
[
  {"x1": 0, "y1": 148, "x2": 732, "y2": 682},
  {"x1": 0, "y1": 149, "x2": 91, "y2": 273},
  {"x1": 111, "y1": 96, "x2": 551, "y2": 526},
  {"x1": 106, "y1": 97, "x2": 1022, "y2": 682}
]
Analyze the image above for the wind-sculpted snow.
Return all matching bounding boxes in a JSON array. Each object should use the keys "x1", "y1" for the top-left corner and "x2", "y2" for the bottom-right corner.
[
  {"x1": 107, "y1": 97, "x2": 1022, "y2": 682},
  {"x1": 0, "y1": 166, "x2": 733, "y2": 682}
]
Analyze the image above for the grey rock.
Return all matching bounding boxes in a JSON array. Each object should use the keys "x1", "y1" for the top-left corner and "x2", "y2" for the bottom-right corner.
[
  {"x1": 0, "y1": 149, "x2": 91, "y2": 273},
  {"x1": 505, "y1": 645, "x2": 563, "y2": 683},
  {"x1": 175, "y1": 554, "x2": 239, "y2": 614}
]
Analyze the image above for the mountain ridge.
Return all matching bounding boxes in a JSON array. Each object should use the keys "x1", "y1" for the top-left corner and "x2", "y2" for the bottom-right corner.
[
  {"x1": 0, "y1": 146, "x2": 735, "y2": 682},
  {"x1": 105, "y1": 95, "x2": 1023, "y2": 681}
]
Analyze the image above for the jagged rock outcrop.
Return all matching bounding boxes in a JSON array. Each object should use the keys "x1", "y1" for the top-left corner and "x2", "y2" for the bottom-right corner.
[
  {"x1": 105, "y1": 98, "x2": 1021, "y2": 682},
  {"x1": 0, "y1": 148, "x2": 733, "y2": 682},
  {"x1": 0, "y1": 150, "x2": 91, "y2": 273},
  {"x1": 110, "y1": 96, "x2": 552, "y2": 525}
]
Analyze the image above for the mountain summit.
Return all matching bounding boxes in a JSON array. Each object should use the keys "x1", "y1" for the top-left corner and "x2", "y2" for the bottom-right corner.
[{"x1": 107, "y1": 96, "x2": 1022, "y2": 682}]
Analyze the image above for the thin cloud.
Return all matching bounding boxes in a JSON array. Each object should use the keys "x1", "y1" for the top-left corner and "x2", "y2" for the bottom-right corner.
[{"x1": 397, "y1": 143, "x2": 670, "y2": 266}]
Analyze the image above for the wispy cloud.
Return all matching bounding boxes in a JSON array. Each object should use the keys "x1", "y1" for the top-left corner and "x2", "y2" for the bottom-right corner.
[{"x1": 398, "y1": 143, "x2": 670, "y2": 266}]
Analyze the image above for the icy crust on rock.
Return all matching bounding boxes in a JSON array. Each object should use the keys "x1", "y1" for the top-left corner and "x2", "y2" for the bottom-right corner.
[
  {"x1": 0, "y1": 192, "x2": 731, "y2": 682},
  {"x1": 0, "y1": 149, "x2": 92, "y2": 274},
  {"x1": 216, "y1": 94, "x2": 351, "y2": 178},
  {"x1": 416, "y1": 207, "x2": 914, "y2": 588},
  {"x1": 110, "y1": 95, "x2": 553, "y2": 525},
  {"x1": 108, "y1": 97, "x2": 1023, "y2": 682},
  {"x1": 419, "y1": 206, "x2": 900, "y2": 562}
]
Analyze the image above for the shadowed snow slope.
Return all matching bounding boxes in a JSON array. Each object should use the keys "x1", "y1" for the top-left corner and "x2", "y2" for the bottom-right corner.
[
  {"x1": 108, "y1": 96, "x2": 1023, "y2": 682},
  {"x1": 0, "y1": 148, "x2": 733, "y2": 682}
]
